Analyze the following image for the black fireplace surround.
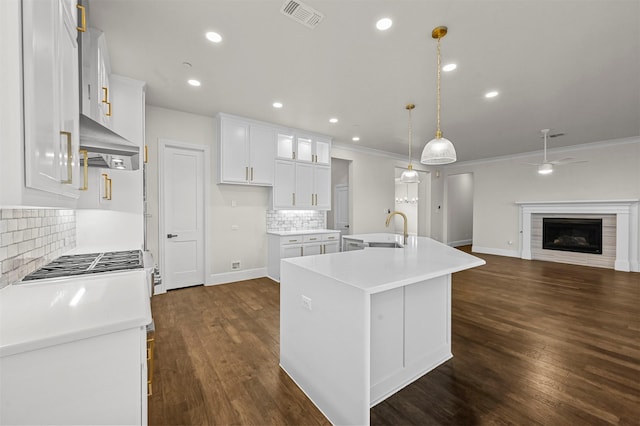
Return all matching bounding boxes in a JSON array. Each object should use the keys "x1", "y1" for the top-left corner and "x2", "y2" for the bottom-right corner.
[{"x1": 542, "y1": 218, "x2": 603, "y2": 254}]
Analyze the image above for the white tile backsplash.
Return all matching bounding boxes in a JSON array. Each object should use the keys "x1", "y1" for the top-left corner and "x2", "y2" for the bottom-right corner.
[
  {"x1": 266, "y1": 210, "x2": 326, "y2": 232},
  {"x1": 0, "y1": 208, "x2": 75, "y2": 288}
]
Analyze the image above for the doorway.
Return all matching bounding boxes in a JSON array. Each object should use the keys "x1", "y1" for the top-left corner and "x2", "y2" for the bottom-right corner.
[
  {"x1": 158, "y1": 139, "x2": 209, "y2": 290},
  {"x1": 328, "y1": 158, "x2": 351, "y2": 237},
  {"x1": 394, "y1": 168, "x2": 430, "y2": 237},
  {"x1": 446, "y1": 172, "x2": 474, "y2": 247}
]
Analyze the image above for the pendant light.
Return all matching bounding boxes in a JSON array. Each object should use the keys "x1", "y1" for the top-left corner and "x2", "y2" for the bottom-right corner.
[
  {"x1": 399, "y1": 103, "x2": 421, "y2": 183},
  {"x1": 421, "y1": 26, "x2": 457, "y2": 165}
]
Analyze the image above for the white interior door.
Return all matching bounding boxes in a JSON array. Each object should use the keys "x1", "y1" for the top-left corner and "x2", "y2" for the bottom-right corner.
[
  {"x1": 161, "y1": 144, "x2": 205, "y2": 290},
  {"x1": 334, "y1": 183, "x2": 350, "y2": 235}
]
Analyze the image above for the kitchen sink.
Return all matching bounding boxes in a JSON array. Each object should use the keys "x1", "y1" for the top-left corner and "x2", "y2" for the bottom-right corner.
[{"x1": 366, "y1": 242, "x2": 403, "y2": 248}]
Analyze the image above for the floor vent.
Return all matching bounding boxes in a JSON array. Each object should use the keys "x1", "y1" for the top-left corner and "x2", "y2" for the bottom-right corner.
[{"x1": 280, "y1": 0, "x2": 324, "y2": 29}]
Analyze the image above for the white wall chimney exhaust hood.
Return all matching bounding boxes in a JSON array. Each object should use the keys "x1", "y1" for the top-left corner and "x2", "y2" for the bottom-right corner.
[{"x1": 79, "y1": 114, "x2": 140, "y2": 170}]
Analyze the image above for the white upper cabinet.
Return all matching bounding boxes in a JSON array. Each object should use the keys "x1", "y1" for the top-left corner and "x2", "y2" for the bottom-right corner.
[
  {"x1": 294, "y1": 134, "x2": 331, "y2": 164},
  {"x1": 276, "y1": 133, "x2": 295, "y2": 160},
  {"x1": 81, "y1": 27, "x2": 112, "y2": 127},
  {"x1": 21, "y1": 0, "x2": 80, "y2": 200},
  {"x1": 217, "y1": 114, "x2": 275, "y2": 186},
  {"x1": 314, "y1": 165, "x2": 331, "y2": 209},
  {"x1": 272, "y1": 161, "x2": 331, "y2": 210},
  {"x1": 248, "y1": 124, "x2": 276, "y2": 185},
  {"x1": 294, "y1": 163, "x2": 315, "y2": 208},
  {"x1": 273, "y1": 160, "x2": 296, "y2": 209}
]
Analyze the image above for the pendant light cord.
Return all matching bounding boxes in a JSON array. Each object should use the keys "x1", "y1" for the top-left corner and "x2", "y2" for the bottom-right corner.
[
  {"x1": 436, "y1": 37, "x2": 442, "y2": 138},
  {"x1": 408, "y1": 106, "x2": 413, "y2": 166}
]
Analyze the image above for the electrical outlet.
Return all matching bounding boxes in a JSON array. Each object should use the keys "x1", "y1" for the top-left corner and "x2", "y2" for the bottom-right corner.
[
  {"x1": 231, "y1": 261, "x2": 240, "y2": 269},
  {"x1": 301, "y1": 295, "x2": 312, "y2": 311}
]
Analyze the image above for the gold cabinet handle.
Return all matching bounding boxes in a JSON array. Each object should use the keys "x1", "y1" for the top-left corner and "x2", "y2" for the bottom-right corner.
[
  {"x1": 102, "y1": 173, "x2": 112, "y2": 200},
  {"x1": 101, "y1": 87, "x2": 112, "y2": 117},
  {"x1": 300, "y1": 247, "x2": 303, "y2": 256},
  {"x1": 292, "y1": 151, "x2": 296, "y2": 160},
  {"x1": 251, "y1": 167, "x2": 254, "y2": 181},
  {"x1": 144, "y1": 145, "x2": 148, "y2": 163},
  {"x1": 311, "y1": 194, "x2": 314, "y2": 205},
  {"x1": 79, "y1": 149, "x2": 88, "y2": 190},
  {"x1": 76, "y1": 4, "x2": 86, "y2": 32},
  {"x1": 60, "y1": 131, "x2": 73, "y2": 184},
  {"x1": 245, "y1": 166, "x2": 249, "y2": 181},
  {"x1": 292, "y1": 193, "x2": 295, "y2": 206}
]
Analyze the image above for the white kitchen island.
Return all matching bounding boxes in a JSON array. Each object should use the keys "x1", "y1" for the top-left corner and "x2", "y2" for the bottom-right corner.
[{"x1": 280, "y1": 234, "x2": 485, "y2": 425}]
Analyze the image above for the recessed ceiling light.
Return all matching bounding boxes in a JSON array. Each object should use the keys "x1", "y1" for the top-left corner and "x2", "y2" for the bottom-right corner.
[
  {"x1": 485, "y1": 91, "x2": 499, "y2": 98},
  {"x1": 442, "y1": 63, "x2": 457, "y2": 72},
  {"x1": 272, "y1": 102, "x2": 283, "y2": 108},
  {"x1": 352, "y1": 136, "x2": 360, "y2": 142},
  {"x1": 188, "y1": 79, "x2": 201, "y2": 87},
  {"x1": 206, "y1": 31, "x2": 222, "y2": 43},
  {"x1": 329, "y1": 118, "x2": 338, "y2": 123},
  {"x1": 376, "y1": 18, "x2": 392, "y2": 31}
]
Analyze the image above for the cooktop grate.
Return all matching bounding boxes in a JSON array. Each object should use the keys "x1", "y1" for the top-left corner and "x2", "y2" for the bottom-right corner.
[{"x1": 21, "y1": 250, "x2": 144, "y2": 281}]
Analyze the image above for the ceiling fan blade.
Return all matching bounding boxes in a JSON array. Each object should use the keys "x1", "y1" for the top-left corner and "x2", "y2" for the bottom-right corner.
[
  {"x1": 521, "y1": 162, "x2": 543, "y2": 167},
  {"x1": 550, "y1": 158, "x2": 588, "y2": 166}
]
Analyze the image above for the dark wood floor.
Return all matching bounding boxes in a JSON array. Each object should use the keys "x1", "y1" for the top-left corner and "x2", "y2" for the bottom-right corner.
[{"x1": 149, "y1": 250, "x2": 640, "y2": 425}]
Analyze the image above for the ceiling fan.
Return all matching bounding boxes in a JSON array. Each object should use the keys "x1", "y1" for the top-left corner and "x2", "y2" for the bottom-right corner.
[{"x1": 524, "y1": 129, "x2": 587, "y2": 175}]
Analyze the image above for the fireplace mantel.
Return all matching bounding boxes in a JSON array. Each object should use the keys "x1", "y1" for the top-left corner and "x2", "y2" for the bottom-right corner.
[{"x1": 516, "y1": 200, "x2": 639, "y2": 272}]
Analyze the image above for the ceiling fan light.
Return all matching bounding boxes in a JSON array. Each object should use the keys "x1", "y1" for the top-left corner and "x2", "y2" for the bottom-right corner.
[
  {"x1": 399, "y1": 167, "x2": 420, "y2": 183},
  {"x1": 421, "y1": 136, "x2": 457, "y2": 165},
  {"x1": 538, "y1": 163, "x2": 553, "y2": 174}
]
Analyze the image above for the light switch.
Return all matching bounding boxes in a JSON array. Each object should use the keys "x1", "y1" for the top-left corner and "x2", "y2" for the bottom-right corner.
[
  {"x1": 231, "y1": 200, "x2": 237, "y2": 207},
  {"x1": 231, "y1": 225, "x2": 239, "y2": 231}
]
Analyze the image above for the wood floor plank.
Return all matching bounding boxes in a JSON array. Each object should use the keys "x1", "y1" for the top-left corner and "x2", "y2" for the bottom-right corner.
[{"x1": 149, "y1": 250, "x2": 639, "y2": 425}]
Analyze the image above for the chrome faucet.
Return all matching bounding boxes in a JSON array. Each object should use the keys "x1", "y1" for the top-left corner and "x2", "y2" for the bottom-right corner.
[{"x1": 385, "y1": 211, "x2": 408, "y2": 244}]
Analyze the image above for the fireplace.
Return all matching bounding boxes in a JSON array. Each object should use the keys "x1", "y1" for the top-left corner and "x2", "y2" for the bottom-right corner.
[{"x1": 543, "y1": 218, "x2": 602, "y2": 254}]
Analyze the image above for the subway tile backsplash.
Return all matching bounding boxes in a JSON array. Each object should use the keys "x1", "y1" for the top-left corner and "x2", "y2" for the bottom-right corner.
[
  {"x1": 0, "y1": 208, "x2": 75, "y2": 288},
  {"x1": 267, "y1": 210, "x2": 326, "y2": 232}
]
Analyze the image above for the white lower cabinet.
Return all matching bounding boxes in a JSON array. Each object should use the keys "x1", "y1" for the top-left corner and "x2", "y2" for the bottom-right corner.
[
  {"x1": 0, "y1": 327, "x2": 148, "y2": 425},
  {"x1": 267, "y1": 231, "x2": 341, "y2": 281}
]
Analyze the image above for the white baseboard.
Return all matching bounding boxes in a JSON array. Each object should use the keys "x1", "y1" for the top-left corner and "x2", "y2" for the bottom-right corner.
[
  {"x1": 472, "y1": 246, "x2": 520, "y2": 258},
  {"x1": 448, "y1": 239, "x2": 472, "y2": 247},
  {"x1": 631, "y1": 261, "x2": 639, "y2": 273},
  {"x1": 207, "y1": 267, "x2": 267, "y2": 286}
]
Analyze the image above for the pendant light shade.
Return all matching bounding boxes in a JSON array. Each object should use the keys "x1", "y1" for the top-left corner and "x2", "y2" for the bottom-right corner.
[
  {"x1": 421, "y1": 26, "x2": 457, "y2": 165},
  {"x1": 421, "y1": 134, "x2": 457, "y2": 165},
  {"x1": 400, "y1": 166, "x2": 420, "y2": 183},
  {"x1": 400, "y1": 104, "x2": 421, "y2": 183}
]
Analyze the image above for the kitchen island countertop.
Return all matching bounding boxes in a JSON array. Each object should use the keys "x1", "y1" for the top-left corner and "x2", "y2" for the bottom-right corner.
[{"x1": 285, "y1": 233, "x2": 485, "y2": 294}]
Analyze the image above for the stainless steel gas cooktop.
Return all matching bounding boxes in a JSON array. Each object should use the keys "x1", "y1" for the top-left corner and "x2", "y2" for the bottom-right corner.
[{"x1": 21, "y1": 250, "x2": 144, "y2": 281}]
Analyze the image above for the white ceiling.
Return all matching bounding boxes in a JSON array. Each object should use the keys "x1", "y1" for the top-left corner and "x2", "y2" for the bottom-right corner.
[{"x1": 88, "y1": 0, "x2": 639, "y2": 162}]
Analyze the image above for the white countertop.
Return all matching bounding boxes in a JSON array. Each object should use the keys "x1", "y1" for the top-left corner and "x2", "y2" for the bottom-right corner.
[
  {"x1": 0, "y1": 270, "x2": 152, "y2": 357},
  {"x1": 284, "y1": 233, "x2": 485, "y2": 294},
  {"x1": 267, "y1": 229, "x2": 340, "y2": 236}
]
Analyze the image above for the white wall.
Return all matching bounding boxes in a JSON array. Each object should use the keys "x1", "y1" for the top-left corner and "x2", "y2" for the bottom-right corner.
[
  {"x1": 443, "y1": 138, "x2": 640, "y2": 261},
  {"x1": 145, "y1": 106, "x2": 270, "y2": 281}
]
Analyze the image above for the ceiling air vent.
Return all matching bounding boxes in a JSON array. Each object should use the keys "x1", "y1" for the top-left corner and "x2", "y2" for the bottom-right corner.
[{"x1": 280, "y1": 0, "x2": 324, "y2": 29}]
